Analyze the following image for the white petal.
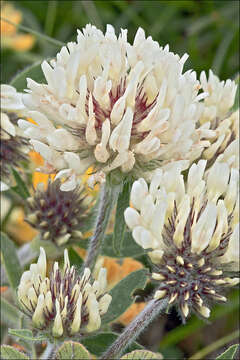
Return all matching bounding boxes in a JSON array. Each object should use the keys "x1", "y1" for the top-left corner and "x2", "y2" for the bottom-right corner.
[
  {"x1": 109, "y1": 107, "x2": 133, "y2": 152},
  {"x1": 191, "y1": 203, "x2": 217, "y2": 254},
  {"x1": 1, "y1": 112, "x2": 16, "y2": 136},
  {"x1": 132, "y1": 226, "x2": 153, "y2": 249},
  {"x1": 130, "y1": 178, "x2": 148, "y2": 210},
  {"x1": 0, "y1": 181, "x2": 9, "y2": 192},
  {"x1": 124, "y1": 207, "x2": 141, "y2": 229},
  {"x1": 63, "y1": 152, "x2": 81, "y2": 172}
]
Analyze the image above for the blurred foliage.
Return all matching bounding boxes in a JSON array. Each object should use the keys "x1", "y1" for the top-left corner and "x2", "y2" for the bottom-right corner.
[{"x1": 1, "y1": 0, "x2": 239, "y2": 84}]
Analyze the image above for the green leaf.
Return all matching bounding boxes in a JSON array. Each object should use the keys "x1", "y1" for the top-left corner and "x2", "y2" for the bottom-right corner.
[
  {"x1": 0, "y1": 345, "x2": 29, "y2": 359},
  {"x1": 113, "y1": 181, "x2": 131, "y2": 255},
  {"x1": 76, "y1": 232, "x2": 146, "y2": 259},
  {"x1": 216, "y1": 344, "x2": 239, "y2": 359},
  {"x1": 1, "y1": 232, "x2": 22, "y2": 291},
  {"x1": 10, "y1": 61, "x2": 45, "y2": 92},
  {"x1": 81, "y1": 332, "x2": 143, "y2": 357},
  {"x1": 102, "y1": 269, "x2": 148, "y2": 324},
  {"x1": 68, "y1": 247, "x2": 83, "y2": 273},
  {"x1": 11, "y1": 168, "x2": 30, "y2": 200},
  {"x1": 102, "y1": 232, "x2": 146, "y2": 258},
  {"x1": 0, "y1": 298, "x2": 21, "y2": 326},
  {"x1": 8, "y1": 329, "x2": 47, "y2": 342},
  {"x1": 121, "y1": 350, "x2": 163, "y2": 359},
  {"x1": 55, "y1": 341, "x2": 90, "y2": 360}
]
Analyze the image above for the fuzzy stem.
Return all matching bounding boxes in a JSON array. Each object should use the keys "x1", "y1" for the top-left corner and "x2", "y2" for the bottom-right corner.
[
  {"x1": 40, "y1": 342, "x2": 55, "y2": 359},
  {"x1": 100, "y1": 298, "x2": 168, "y2": 360},
  {"x1": 83, "y1": 180, "x2": 120, "y2": 271}
]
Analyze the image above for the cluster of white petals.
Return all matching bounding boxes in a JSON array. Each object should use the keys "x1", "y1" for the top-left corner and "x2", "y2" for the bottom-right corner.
[
  {"x1": 18, "y1": 248, "x2": 112, "y2": 337},
  {"x1": 19, "y1": 24, "x2": 211, "y2": 190},
  {"x1": 199, "y1": 70, "x2": 237, "y2": 121},
  {"x1": 124, "y1": 160, "x2": 239, "y2": 269},
  {"x1": 0, "y1": 84, "x2": 27, "y2": 191},
  {"x1": 1, "y1": 84, "x2": 26, "y2": 139},
  {"x1": 1, "y1": 84, "x2": 25, "y2": 113},
  {"x1": 195, "y1": 72, "x2": 239, "y2": 169}
]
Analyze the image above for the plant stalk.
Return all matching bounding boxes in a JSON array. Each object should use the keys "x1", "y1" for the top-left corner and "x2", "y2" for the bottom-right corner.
[
  {"x1": 0, "y1": 17, "x2": 65, "y2": 47},
  {"x1": 100, "y1": 298, "x2": 168, "y2": 360},
  {"x1": 189, "y1": 329, "x2": 239, "y2": 360},
  {"x1": 83, "y1": 180, "x2": 120, "y2": 271}
]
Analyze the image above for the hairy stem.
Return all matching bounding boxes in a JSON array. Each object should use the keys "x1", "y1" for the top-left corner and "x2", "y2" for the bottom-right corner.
[
  {"x1": 40, "y1": 342, "x2": 55, "y2": 359},
  {"x1": 83, "y1": 180, "x2": 120, "y2": 271},
  {"x1": 100, "y1": 298, "x2": 168, "y2": 360}
]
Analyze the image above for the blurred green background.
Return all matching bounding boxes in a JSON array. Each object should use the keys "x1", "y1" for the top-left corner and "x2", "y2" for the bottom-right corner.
[
  {"x1": 1, "y1": 0, "x2": 239, "y2": 84},
  {"x1": 1, "y1": 1, "x2": 239, "y2": 359}
]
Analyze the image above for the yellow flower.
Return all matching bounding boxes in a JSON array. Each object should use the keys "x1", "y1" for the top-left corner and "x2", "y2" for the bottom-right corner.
[
  {"x1": 1, "y1": 1, "x2": 35, "y2": 51},
  {"x1": 6, "y1": 206, "x2": 37, "y2": 244}
]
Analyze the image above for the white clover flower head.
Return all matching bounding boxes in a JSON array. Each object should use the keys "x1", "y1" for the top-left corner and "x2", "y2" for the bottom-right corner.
[
  {"x1": 191, "y1": 71, "x2": 238, "y2": 170},
  {"x1": 199, "y1": 70, "x2": 237, "y2": 121},
  {"x1": 202, "y1": 110, "x2": 239, "y2": 170},
  {"x1": 1, "y1": 85, "x2": 28, "y2": 186},
  {"x1": 17, "y1": 247, "x2": 112, "y2": 338},
  {"x1": 124, "y1": 160, "x2": 239, "y2": 321},
  {"x1": 195, "y1": 69, "x2": 239, "y2": 169},
  {"x1": 26, "y1": 179, "x2": 92, "y2": 246},
  {"x1": 1, "y1": 84, "x2": 25, "y2": 112},
  {"x1": 19, "y1": 24, "x2": 209, "y2": 190}
]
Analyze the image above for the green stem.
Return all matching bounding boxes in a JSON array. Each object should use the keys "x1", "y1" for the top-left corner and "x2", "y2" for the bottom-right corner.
[
  {"x1": 83, "y1": 180, "x2": 120, "y2": 271},
  {"x1": 0, "y1": 17, "x2": 65, "y2": 47},
  {"x1": 189, "y1": 329, "x2": 239, "y2": 360},
  {"x1": 81, "y1": 0, "x2": 103, "y2": 30},
  {"x1": 31, "y1": 343, "x2": 37, "y2": 360},
  {"x1": 1, "y1": 202, "x2": 15, "y2": 231},
  {"x1": 44, "y1": 0, "x2": 58, "y2": 37}
]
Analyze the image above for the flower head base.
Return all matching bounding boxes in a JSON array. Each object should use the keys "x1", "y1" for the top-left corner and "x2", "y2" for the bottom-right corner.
[
  {"x1": 19, "y1": 24, "x2": 209, "y2": 190},
  {"x1": 26, "y1": 179, "x2": 91, "y2": 246},
  {"x1": 124, "y1": 160, "x2": 239, "y2": 321},
  {"x1": 17, "y1": 248, "x2": 112, "y2": 338}
]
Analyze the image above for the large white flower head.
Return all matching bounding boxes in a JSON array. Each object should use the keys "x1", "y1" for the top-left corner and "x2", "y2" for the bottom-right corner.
[
  {"x1": 195, "y1": 71, "x2": 239, "y2": 169},
  {"x1": 17, "y1": 247, "x2": 112, "y2": 338},
  {"x1": 19, "y1": 24, "x2": 209, "y2": 190},
  {"x1": 124, "y1": 160, "x2": 239, "y2": 321}
]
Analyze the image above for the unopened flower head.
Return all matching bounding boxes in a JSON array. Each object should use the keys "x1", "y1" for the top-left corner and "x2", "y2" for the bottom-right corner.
[
  {"x1": 124, "y1": 160, "x2": 239, "y2": 321},
  {"x1": 26, "y1": 179, "x2": 91, "y2": 246},
  {"x1": 17, "y1": 247, "x2": 112, "y2": 338},
  {"x1": 195, "y1": 71, "x2": 239, "y2": 169},
  {"x1": 1, "y1": 84, "x2": 27, "y2": 187},
  {"x1": 19, "y1": 24, "x2": 209, "y2": 190}
]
